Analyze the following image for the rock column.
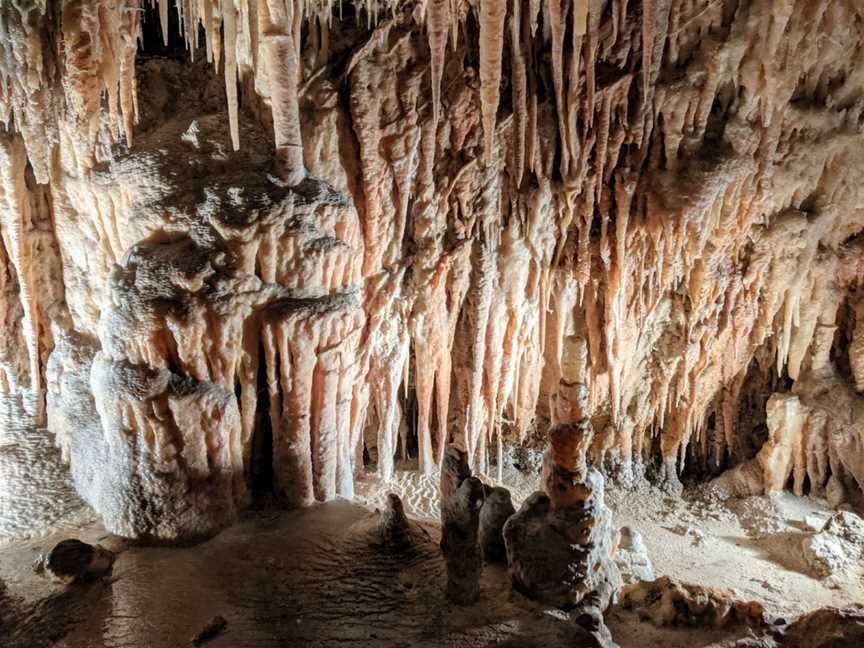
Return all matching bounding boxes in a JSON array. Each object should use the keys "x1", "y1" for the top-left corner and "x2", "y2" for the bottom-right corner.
[
  {"x1": 440, "y1": 446, "x2": 484, "y2": 604},
  {"x1": 503, "y1": 336, "x2": 622, "y2": 611}
]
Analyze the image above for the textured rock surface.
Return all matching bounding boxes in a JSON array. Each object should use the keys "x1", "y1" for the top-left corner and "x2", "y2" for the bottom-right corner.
[
  {"x1": 439, "y1": 447, "x2": 484, "y2": 605},
  {"x1": 614, "y1": 527, "x2": 655, "y2": 585},
  {"x1": 38, "y1": 539, "x2": 115, "y2": 585},
  {"x1": 1, "y1": 0, "x2": 864, "y2": 542},
  {"x1": 0, "y1": 501, "x2": 617, "y2": 648},
  {"x1": 478, "y1": 485, "x2": 515, "y2": 563},
  {"x1": 621, "y1": 576, "x2": 767, "y2": 628},
  {"x1": 801, "y1": 512, "x2": 864, "y2": 578},
  {"x1": 781, "y1": 606, "x2": 864, "y2": 648},
  {"x1": 376, "y1": 493, "x2": 414, "y2": 548},
  {"x1": 504, "y1": 469, "x2": 622, "y2": 610},
  {"x1": 503, "y1": 331, "x2": 622, "y2": 611}
]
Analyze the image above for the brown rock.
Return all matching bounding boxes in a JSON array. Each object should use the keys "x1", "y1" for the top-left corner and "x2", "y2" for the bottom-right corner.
[
  {"x1": 503, "y1": 469, "x2": 621, "y2": 610},
  {"x1": 621, "y1": 576, "x2": 767, "y2": 628},
  {"x1": 479, "y1": 486, "x2": 515, "y2": 563},
  {"x1": 782, "y1": 606, "x2": 864, "y2": 648},
  {"x1": 441, "y1": 476, "x2": 485, "y2": 605},
  {"x1": 41, "y1": 539, "x2": 115, "y2": 584}
]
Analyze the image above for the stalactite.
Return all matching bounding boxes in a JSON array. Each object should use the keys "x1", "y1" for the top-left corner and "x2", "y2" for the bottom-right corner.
[
  {"x1": 260, "y1": 0, "x2": 306, "y2": 185},
  {"x1": 0, "y1": 0, "x2": 863, "y2": 542},
  {"x1": 427, "y1": 0, "x2": 449, "y2": 133},
  {"x1": 549, "y1": 0, "x2": 569, "y2": 177},
  {"x1": 224, "y1": 0, "x2": 241, "y2": 151},
  {"x1": 478, "y1": 0, "x2": 507, "y2": 163},
  {"x1": 0, "y1": 135, "x2": 41, "y2": 414},
  {"x1": 642, "y1": 0, "x2": 655, "y2": 107},
  {"x1": 565, "y1": 0, "x2": 588, "y2": 183},
  {"x1": 159, "y1": 0, "x2": 169, "y2": 45},
  {"x1": 510, "y1": 0, "x2": 526, "y2": 187},
  {"x1": 850, "y1": 300, "x2": 864, "y2": 394}
]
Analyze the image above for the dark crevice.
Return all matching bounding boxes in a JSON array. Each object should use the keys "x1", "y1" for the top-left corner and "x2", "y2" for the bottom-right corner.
[
  {"x1": 251, "y1": 342, "x2": 275, "y2": 497},
  {"x1": 139, "y1": 1, "x2": 188, "y2": 60},
  {"x1": 832, "y1": 296, "x2": 856, "y2": 384}
]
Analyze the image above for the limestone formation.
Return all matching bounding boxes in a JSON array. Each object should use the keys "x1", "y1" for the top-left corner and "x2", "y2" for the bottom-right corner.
[
  {"x1": 0, "y1": 1, "x2": 863, "y2": 645},
  {"x1": 376, "y1": 493, "x2": 413, "y2": 548},
  {"x1": 439, "y1": 446, "x2": 472, "y2": 516},
  {"x1": 37, "y1": 539, "x2": 115, "y2": 585},
  {"x1": 781, "y1": 606, "x2": 864, "y2": 648},
  {"x1": 478, "y1": 485, "x2": 515, "y2": 563},
  {"x1": 0, "y1": 0, "x2": 861, "y2": 555},
  {"x1": 801, "y1": 511, "x2": 864, "y2": 578},
  {"x1": 714, "y1": 338, "x2": 864, "y2": 505},
  {"x1": 440, "y1": 446, "x2": 484, "y2": 605},
  {"x1": 503, "y1": 329, "x2": 621, "y2": 611},
  {"x1": 621, "y1": 576, "x2": 767, "y2": 628},
  {"x1": 614, "y1": 527, "x2": 655, "y2": 585},
  {"x1": 503, "y1": 470, "x2": 622, "y2": 611}
]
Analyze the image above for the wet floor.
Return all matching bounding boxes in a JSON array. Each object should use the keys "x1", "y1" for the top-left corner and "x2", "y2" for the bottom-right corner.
[{"x1": 2, "y1": 501, "x2": 586, "y2": 648}]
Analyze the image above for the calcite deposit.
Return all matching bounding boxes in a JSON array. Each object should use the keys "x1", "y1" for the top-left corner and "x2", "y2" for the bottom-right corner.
[
  {"x1": 478, "y1": 485, "x2": 515, "y2": 563},
  {"x1": 621, "y1": 576, "x2": 767, "y2": 628},
  {"x1": 439, "y1": 446, "x2": 484, "y2": 604},
  {"x1": 504, "y1": 332, "x2": 622, "y2": 611},
  {"x1": 0, "y1": 0, "x2": 863, "y2": 562}
]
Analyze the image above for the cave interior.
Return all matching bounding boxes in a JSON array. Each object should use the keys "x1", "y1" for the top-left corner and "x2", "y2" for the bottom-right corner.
[{"x1": 0, "y1": 1, "x2": 863, "y2": 647}]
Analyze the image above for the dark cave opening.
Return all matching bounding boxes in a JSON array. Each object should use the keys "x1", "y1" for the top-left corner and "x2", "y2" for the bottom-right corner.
[
  {"x1": 251, "y1": 343, "x2": 275, "y2": 497},
  {"x1": 832, "y1": 295, "x2": 857, "y2": 384},
  {"x1": 139, "y1": 2, "x2": 187, "y2": 59}
]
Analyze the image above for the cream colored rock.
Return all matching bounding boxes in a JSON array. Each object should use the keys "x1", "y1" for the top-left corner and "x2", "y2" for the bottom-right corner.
[
  {"x1": 801, "y1": 512, "x2": 864, "y2": 578},
  {"x1": 0, "y1": 0, "x2": 863, "y2": 541}
]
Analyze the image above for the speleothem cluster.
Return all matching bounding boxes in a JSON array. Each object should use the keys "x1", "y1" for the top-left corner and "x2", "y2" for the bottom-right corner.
[{"x1": 0, "y1": 0, "x2": 863, "y2": 543}]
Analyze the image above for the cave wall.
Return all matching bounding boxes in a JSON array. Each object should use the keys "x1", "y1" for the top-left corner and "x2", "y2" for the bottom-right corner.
[{"x1": 1, "y1": 0, "x2": 864, "y2": 541}]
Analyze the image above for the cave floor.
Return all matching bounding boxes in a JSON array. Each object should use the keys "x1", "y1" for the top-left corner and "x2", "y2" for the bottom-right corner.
[
  {"x1": 355, "y1": 467, "x2": 864, "y2": 617},
  {"x1": 1, "y1": 500, "x2": 605, "y2": 648},
  {"x1": 0, "y1": 471, "x2": 861, "y2": 648}
]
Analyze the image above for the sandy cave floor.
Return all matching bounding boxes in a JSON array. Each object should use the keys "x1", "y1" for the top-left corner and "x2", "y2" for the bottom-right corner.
[
  {"x1": 356, "y1": 465, "x2": 864, "y2": 617},
  {"x1": 0, "y1": 467, "x2": 861, "y2": 648}
]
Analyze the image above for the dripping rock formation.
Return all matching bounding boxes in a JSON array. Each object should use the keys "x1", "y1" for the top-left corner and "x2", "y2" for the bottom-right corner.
[{"x1": 0, "y1": 0, "x2": 863, "y2": 647}]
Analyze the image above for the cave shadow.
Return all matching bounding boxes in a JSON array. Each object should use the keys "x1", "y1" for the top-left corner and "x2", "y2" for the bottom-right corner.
[{"x1": 714, "y1": 531, "x2": 816, "y2": 578}]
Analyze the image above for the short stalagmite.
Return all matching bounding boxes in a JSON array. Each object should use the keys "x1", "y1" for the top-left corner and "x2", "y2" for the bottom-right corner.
[
  {"x1": 440, "y1": 446, "x2": 484, "y2": 605},
  {"x1": 478, "y1": 485, "x2": 515, "y2": 563}
]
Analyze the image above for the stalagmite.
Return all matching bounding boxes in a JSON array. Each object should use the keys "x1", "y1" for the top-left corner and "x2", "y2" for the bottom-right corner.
[
  {"x1": 504, "y1": 333, "x2": 621, "y2": 612},
  {"x1": 0, "y1": 3, "x2": 863, "y2": 646},
  {"x1": 440, "y1": 447, "x2": 483, "y2": 605},
  {"x1": 479, "y1": 485, "x2": 515, "y2": 563}
]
